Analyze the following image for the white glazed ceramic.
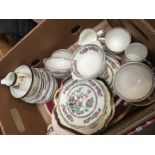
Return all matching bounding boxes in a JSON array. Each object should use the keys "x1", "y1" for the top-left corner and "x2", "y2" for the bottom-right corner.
[
  {"x1": 55, "y1": 79, "x2": 111, "y2": 134},
  {"x1": 43, "y1": 49, "x2": 72, "y2": 79},
  {"x1": 7, "y1": 65, "x2": 33, "y2": 99},
  {"x1": 113, "y1": 62, "x2": 155, "y2": 102},
  {"x1": 21, "y1": 68, "x2": 41, "y2": 103},
  {"x1": 1, "y1": 72, "x2": 16, "y2": 86},
  {"x1": 22, "y1": 68, "x2": 43, "y2": 104},
  {"x1": 22, "y1": 68, "x2": 57, "y2": 104},
  {"x1": 77, "y1": 28, "x2": 97, "y2": 46},
  {"x1": 125, "y1": 42, "x2": 148, "y2": 62},
  {"x1": 100, "y1": 54, "x2": 121, "y2": 87},
  {"x1": 103, "y1": 65, "x2": 113, "y2": 86},
  {"x1": 97, "y1": 29, "x2": 105, "y2": 38},
  {"x1": 52, "y1": 71, "x2": 71, "y2": 79},
  {"x1": 89, "y1": 40, "x2": 103, "y2": 49},
  {"x1": 71, "y1": 44, "x2": 105, "y2": 79},
  {"x1": 71, "y1": 72, "x2": 82, "y2": 80},
  {"x1": 105, "y1": 27, "x2": 131, "y2": 53},
  {"x1": 51, "y1": 109, "x2": 75, "y2": 135}
]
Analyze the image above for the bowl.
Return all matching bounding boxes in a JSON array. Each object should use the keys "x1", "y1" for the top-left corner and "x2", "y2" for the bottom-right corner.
[
  {"x1": 71, "y1": 44, "x2": 105, "y2": 79},
  {"x1": 43, "y1": 49, "x2": 72, "y2": 79},
  {"x1": 77, "y1": 28, "x2": 97, "y2": 46},
  {"x1": 113, "y1": 62, "x2": 155, "y2": 102}
]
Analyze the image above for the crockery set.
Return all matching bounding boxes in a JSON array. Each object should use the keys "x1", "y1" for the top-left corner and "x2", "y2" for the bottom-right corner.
[{"x1": 1, "y1": 27, "x2": 155, "y2": 135}]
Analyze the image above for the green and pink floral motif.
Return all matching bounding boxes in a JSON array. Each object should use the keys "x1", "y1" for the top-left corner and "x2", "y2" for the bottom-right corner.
[
  {"x1": 67, "y1": 86, "x2": 97, "y2": 118},
  {"x1": 58, "y1": 80, "x2": 107, "y2": 128},
  {"x1": 84, "y1": 108, "x2": 101, "y2": 124},
  {"x1": 89, "y1": 80, "x2": 104, "y2": 97},
  {"x1": 79, "y1": 45, "x2": 99, "y2": 54},
  {"x1": 61, "y1": 104, "x2": 74, "y2": 122}
]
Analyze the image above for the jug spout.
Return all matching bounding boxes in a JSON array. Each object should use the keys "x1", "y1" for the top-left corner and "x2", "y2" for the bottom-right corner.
[{"x1": 1, "y1": 72, "x2": 16, "y2": 86}]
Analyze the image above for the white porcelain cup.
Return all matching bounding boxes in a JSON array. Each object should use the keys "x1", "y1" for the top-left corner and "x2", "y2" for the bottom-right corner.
[
  {"x1": 105, "y1": 27, "x2": 131, "y2": 54},
  {"x1": 125, "y1": 42, "x2": 148, "y2": 62}
]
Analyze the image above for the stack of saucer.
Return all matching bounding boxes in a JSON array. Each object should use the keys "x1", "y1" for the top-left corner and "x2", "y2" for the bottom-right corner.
[
  {"x1": 22, "y1": 68, "x2": 58, "y2": 104},
  {"x1": 53, "y1": 79, "x2": 114, "y2": 134}
]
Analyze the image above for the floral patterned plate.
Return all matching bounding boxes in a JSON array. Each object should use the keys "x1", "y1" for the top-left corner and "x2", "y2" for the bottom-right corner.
[
  {"x1": 76, "y1": 80, "x2": 113, "y2": 134},
  {"x1": 55, "y1": 79, "x2": 111, "y2": 134}
]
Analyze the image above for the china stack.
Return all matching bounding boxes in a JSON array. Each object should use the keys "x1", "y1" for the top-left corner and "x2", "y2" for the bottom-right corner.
[
  {"x1": 1, "y1": 65, "x2": 57, "y2": 104},
  {"x1": 53, "y1": 79, "x2": 115, "y2": 134}
]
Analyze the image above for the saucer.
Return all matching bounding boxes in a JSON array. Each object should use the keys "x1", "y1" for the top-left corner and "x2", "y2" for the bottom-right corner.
[{"x1": 55, "y1": 79, "x2": 111, "y2": 134}]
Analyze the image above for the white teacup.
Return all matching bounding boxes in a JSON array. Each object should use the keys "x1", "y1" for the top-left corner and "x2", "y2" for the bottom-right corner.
[
  {"x1": 105, "y1": 27, "x2": 131, "y2": 54},
  {"x1": 125, "y1": 42, "x2": 148, "y2": 62}
]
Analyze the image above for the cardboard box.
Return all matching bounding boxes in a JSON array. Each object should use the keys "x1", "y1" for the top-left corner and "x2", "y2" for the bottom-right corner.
[
  {"x1": 0, "y1": 36, "x2": 12, "y2": 60},
  {"x1": 0, "y1": 19, "x2": 155, "y2": 134}
]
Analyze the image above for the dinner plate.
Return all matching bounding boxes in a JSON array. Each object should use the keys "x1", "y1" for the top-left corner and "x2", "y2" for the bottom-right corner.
[{"x1": 55, "y1": 79, "x2": 111, "y2": 134}]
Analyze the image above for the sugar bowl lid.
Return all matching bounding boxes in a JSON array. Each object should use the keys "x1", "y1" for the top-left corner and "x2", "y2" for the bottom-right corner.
[
  {"x1": 55, "y1": 79, "x2": 111, "y2": 134},
  {"x1": 1, "y1": 65, "x2": 33, "y2": 98}
]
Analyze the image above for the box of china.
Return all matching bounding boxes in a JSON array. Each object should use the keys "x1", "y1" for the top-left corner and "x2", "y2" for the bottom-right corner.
[{"x1": 0, "y1": 19, "x2": 155, "y2": 134}]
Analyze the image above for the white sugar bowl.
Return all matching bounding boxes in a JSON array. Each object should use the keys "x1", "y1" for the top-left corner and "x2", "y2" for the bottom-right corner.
[
  {"x1": 71, "y1": 44, "x2": 105, "y2": 80},
  {"x1": 43, "y1": 49, "x2": 72, "y2": 79}
]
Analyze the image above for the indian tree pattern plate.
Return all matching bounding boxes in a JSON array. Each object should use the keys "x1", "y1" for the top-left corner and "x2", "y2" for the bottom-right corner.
[{"x1": 55, "y1": 79, "x2": 111, "y2": 134}]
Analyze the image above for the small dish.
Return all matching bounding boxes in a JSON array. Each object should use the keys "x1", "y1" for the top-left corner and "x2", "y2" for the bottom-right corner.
[{"x1": 54, "y1": 79, "x2": 111, "y2": 134}]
